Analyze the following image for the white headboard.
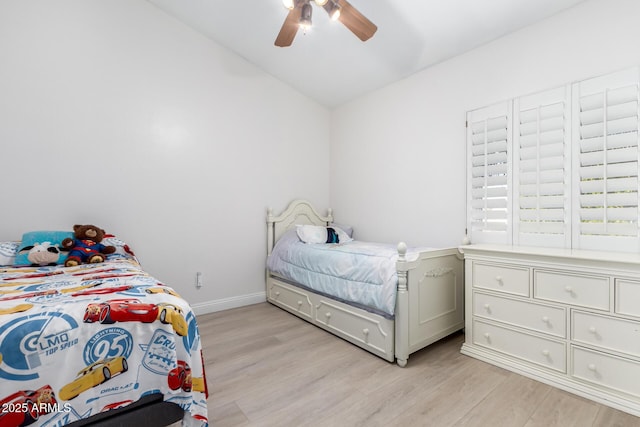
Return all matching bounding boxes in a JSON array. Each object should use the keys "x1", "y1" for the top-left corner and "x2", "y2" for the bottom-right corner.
[{"x1": 266, "y1": 200, "x2": 333, "y2": 255}]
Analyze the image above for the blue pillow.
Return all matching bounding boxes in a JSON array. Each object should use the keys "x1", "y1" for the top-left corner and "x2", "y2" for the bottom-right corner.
[{"x1": 15, "y1": 231, "x2": 75, "y2": 266}]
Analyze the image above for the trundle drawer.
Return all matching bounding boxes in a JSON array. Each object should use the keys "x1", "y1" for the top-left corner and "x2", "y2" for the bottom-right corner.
[
  {"x1": 473, "y1": 320, "x2": 566, "y2": 372},
  {"x1": 534, "y1": 270, "x2": 609, "y2": 310},
  {"x1": 268, "y1": 280, "x2": 313, "y2": 320},
  {"x1": 572, "y1": 311, "x2": 640, "y2": 358},
  {"x1": 572, "y1": 346, "x2": 640, "y2": 398},
  {"x1": 472, "y1": 263, "x2": 529, "y2": 296},
  {"x1": 315, "y1": 299, "x2": 390, "y2": 353},
  {"x1": 474, "y1": 292, "x2": 566, "y2": 338}
]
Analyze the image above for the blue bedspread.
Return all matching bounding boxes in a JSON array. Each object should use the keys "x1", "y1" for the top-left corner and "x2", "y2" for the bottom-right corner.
[{"x1": 267, "y1": 230, "x2": 420, "y2": 317}]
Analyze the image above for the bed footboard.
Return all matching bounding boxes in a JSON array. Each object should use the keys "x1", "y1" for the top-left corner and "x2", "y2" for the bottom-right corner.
[{"x1": 395, "y1": 245, "x2": 464, "y2": 367}]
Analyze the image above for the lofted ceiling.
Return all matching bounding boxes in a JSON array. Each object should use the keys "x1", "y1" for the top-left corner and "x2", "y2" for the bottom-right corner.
[{"x1": 147, "y1": 0, "x2": 588, "y2": 108}]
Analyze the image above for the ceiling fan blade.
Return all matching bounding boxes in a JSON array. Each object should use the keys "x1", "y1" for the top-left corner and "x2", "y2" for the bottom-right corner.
[
  {"x1": 336, "y1": 0, "x2": 377, "y2": 42},
  {"x1": 275, "y1": 7, "x2": 301, "y2": 47}
]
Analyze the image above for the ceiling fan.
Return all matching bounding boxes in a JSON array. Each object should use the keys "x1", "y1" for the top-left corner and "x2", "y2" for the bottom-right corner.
[{"x1": 275, "y1": 0, "x2": 377, "y2": 47}]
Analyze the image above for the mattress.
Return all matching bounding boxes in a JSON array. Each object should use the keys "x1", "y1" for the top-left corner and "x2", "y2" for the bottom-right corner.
[
  {"x1": 0, "y1": 236, "x2": 208, "y2": 427},
  {"x1": 267, "y1": 229, "x2": 423, "y2": 317}
]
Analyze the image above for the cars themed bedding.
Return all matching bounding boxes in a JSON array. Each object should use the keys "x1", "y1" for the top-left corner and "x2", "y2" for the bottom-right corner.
[{"x1": 0, "y1": 235, "x2": 208, "y2": 427}]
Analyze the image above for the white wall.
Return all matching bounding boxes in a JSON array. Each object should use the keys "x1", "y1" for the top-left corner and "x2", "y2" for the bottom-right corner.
[
  {"x1": 0, "y1": 0, "x2": 330, "y2": 312},
  {"x1": 5, "y1": 0, "x2": 639, "y2": 314},
  {"x1": 330, "y1": 0, "x2": 640, "y2": 248}
]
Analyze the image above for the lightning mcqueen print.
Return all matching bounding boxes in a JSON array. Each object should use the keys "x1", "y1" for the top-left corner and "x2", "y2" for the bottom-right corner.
[
  {"x1": 0, "y1": 236, "x2": 208, "y2": 427},
  {"x1": 84, "y1": 299, "x2": 159, "y2": 324}
]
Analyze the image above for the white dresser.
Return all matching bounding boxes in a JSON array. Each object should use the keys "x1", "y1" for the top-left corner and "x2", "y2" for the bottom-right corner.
[{"x1": 461, "y1": 244, "x2": 640, "y2": 417}]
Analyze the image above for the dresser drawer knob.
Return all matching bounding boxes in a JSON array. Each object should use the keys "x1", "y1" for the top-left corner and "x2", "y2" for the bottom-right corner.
[
  {"x1": 564, "y1": 286, "x2": 573, "y2": 294},
  {"x1": 541, "y1": 316, "x2": 550, "y2": 324},
  {"x1": 363, "y1": 328, "x2": 369, "y2": 335},
  {"x1": 588, "y1": 363, "x2": 597, "y2": 372},
  {"x1": 495, "y1": 276, "x2": 503, "y2": 284},
  {"x1": 483, "y1": 303, "x2": 491, "y2": 312},
  {"x1": 483, "y1": 332, "x2": 490, "y2": 340},
  {"x1": 325, "y1": 312, "x2": 331, "y2": 318},
  {"x1": 541, "y1": 349, "x2": 550, "y2": 357},
  {"x1": 589, "y1": 326, "x2": 597, "y2": 334},
  {"x1": 297, "y1": 300, "x2": 303, "y2": 307},
  {"x1": 275, "y1": 291, "x2": 280, "y2": 297}
]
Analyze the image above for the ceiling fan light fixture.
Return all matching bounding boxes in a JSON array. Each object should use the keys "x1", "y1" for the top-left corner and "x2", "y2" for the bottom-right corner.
[
  {"x1": 323, "y1": 0, "x2": 341, "y2": 21},
  {"x1": 299, "y1": 2, "x2": 312, "y2": 30},
  {"x1": 282, "y1": 0, "x2": 294, "y2": 10},
  {"x1": 275, "y1": 0, "x2": 376, "y2": 47}
]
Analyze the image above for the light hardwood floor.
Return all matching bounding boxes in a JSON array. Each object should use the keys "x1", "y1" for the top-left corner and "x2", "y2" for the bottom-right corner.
[{"x1": 200, "y1": 303, "x2": 639, "y2": 427}]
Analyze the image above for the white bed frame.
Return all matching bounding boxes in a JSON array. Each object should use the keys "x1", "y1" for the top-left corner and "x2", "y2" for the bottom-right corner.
[{"x1": 266, "y1": 200, "x2": 464, "y2": 367}]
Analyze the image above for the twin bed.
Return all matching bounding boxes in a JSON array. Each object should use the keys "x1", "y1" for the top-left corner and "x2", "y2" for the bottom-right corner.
[
  {"x1": 266, "y1": 200, "x2": 464, "y2": 367},
  {"x1": 0, "y1": 234, "x2": 208, "y2": 427}
]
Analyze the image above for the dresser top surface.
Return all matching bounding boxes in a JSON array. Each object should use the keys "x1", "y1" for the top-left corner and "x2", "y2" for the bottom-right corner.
[{"x1": 460, "y1": 244, "x2": 640, "y2": 266}]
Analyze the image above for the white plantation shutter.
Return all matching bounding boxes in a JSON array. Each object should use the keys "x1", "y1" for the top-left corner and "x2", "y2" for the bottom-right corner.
[
  {"x1": 513, "y1": 86, "x2": 571, "y2": 247},
  {"x1": 467, "y1": 67, "x2": 640, "y2": 252},
  {"x1": 467, "y1": 101, "x2": 512, "y2": 244},
  {"x1": 571, "y1": 67, "x2": 640, "y2": 252}
]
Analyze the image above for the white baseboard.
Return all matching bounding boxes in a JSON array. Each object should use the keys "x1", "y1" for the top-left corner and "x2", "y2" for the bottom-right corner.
[{"x1": 191, "y1": 291, "x2": 266, "y2": 316}]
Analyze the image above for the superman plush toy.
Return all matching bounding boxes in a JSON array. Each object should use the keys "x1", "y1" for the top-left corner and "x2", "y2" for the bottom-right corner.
[{"x1": 61, "y1": 224, "x2": 116, "y2": 267}]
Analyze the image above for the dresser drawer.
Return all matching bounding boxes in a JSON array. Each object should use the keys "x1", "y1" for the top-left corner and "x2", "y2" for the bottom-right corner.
[
  {"x1": 534, "y1": 270, "x2": 609, "y2": 310},
  {"x1": 473, "y1": 320, "x2": 566, "y2": 372},
  {"x1": 615, "y1": 279, "x2": 640, "y2": 318},
  {"x1": 572, "y1": 311, "x2": 640, "y2": 358},
  {"x1": 474, "y1": 292, "x2": 566, "y2": 338},
  {"x1": 572, "y1": 346, "x2": 640, "y2": 399},
  {"x1": 472, "y1": 263, "x2": 529, "y2": 297}
]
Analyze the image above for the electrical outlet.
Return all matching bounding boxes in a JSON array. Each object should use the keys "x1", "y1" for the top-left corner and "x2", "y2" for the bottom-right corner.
[{"x1": 196, "y1": 272, "x2": 203, "y2": 288}]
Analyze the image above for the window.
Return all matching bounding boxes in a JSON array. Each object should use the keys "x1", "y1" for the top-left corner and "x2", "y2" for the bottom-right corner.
[
  {"x1": 466, "y1": 101, "x2": 512, "y2": 244},
  {"x1": 572, "y1": 67, "x2": 640, "y2": 252},
  {"x1": 513, "y1": 86, "x2": 571, "y2": 248},
  {"x1": 467, "y1": 67, "x2": 640, "y2": 252}
]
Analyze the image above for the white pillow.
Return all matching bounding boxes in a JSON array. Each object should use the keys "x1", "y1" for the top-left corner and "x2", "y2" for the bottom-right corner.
[
  {"x1": 332, "y1": 223, "x2": 353, "y2": 238},
  {"x1": 0, "y1": 241, "x2": 19, "y2": 266},
  {"x1": 296, "y1": 225, "x2": 353, "y2": 244}
]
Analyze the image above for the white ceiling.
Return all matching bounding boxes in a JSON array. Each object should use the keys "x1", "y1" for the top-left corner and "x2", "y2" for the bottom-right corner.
[{"x1": 147, "y1": 0, "x2": 588, "y2": 108}]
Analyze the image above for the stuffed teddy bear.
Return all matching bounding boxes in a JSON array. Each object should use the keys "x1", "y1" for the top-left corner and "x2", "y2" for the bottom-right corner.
[{"x1": 61, "y1": 224, "x2": 116, "y2": 267}]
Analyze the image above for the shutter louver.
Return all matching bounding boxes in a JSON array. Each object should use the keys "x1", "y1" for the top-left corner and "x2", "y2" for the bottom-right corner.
[
  {"x1": 572, "y1": 67, "x2": 640, "y2": 252},
  {"x1": 514, "y1": 86, "x2": 571, "y2": 247},
  {"x1": 467, "y1": 102, "x2": 512, "y2": 244}
]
